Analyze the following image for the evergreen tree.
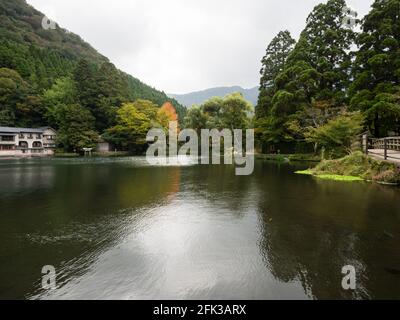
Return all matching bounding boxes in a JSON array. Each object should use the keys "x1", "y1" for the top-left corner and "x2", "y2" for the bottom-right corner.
[
  {"x1": 0, "y1": 67, "x2": 24, "y2": 125},
  {"x1": 73, "y1": 59, "x2": 97, "y2": 111},
  {"x1": 94, "y1": 62, "x2": 128, "y2": 131},
  {"x1": 259, "y1": 0, "x2": 356, "y2": 147},
  {"x1": 256, "y1": 30, "x2": 296, "y2": 118},
  {"x1": 0, "y1": 67, "x2": 45, "y2": 127},
  {"x1": 96, "y1": 62, "x2": 128, "y2": 102},
  {"x1": 350, "y1": 0, "x2": 400, "y2": 137},
  {"x1": 55, "y1": 104, "x2": 99, "y2": 152}
]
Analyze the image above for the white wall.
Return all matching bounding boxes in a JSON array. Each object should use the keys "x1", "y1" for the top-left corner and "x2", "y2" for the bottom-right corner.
[{"x1": 0, "y1": 130, "x2": 56, "y2": 157}]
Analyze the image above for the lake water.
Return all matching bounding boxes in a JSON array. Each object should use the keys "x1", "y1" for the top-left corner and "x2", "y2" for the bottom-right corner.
[{"x1": 0, "y1": 157, "x2": 399, "y2": 299}]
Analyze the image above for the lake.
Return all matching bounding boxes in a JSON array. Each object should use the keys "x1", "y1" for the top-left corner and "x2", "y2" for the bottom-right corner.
[{"x1": 0, "y1": 157, "x2": 399, "y2": 299}]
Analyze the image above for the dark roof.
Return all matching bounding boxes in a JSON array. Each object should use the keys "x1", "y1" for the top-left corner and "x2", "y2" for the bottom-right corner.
[{"x1": 0, "y1": 127, "x2": 45, "y2": 134}]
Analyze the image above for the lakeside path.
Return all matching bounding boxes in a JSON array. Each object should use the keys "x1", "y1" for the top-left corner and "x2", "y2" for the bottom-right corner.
[{"x1": 368, "y1": 149, "x2": 400, "y2": 166}]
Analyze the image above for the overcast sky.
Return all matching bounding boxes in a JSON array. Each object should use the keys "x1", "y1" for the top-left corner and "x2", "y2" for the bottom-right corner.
[{"x1": 27, "y1": 0, "x2": 374, "y2": 94}]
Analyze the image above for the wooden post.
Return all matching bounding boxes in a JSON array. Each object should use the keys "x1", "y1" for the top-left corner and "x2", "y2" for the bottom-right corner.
[
  {"x1": 384, "y1": 138, "x2": 388, "y2": 160},
  {"x1": 362, "y1": 133, "x2": 368, "y2": 155}
]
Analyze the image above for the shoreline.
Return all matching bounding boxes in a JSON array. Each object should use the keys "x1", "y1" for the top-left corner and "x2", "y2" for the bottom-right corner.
[{"x1": 294, "y1": 152, "x2": 400, "y2": 186}]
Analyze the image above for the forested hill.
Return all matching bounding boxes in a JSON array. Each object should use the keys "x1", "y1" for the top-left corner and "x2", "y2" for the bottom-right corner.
[
  {"x1": 0, "y1": 0, "x2": 107, "y2": 64},
  {"x1": 0, "y1": 0, "x2": 185, "y2": 129}
]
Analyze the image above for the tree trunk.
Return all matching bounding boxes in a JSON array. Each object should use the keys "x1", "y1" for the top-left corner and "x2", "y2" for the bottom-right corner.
[{"x1": 374, "y1": 113, "x2": 380, "y2": 138}]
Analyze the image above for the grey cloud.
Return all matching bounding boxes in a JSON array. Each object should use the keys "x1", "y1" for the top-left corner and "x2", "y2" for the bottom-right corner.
[{"x1": 27, "y1": 0, "x2": 374, "y2": 93}]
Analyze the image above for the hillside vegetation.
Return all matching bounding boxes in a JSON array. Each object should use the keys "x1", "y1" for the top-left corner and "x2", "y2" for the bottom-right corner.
[{"x1": 0, "y1": 0, "x2": 185, "y2": 152}]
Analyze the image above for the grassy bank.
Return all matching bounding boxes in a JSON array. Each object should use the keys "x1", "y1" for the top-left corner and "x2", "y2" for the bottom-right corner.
[
  {"x1": 92, "y1": 151, "x2": 131, "y2": 157},
  {"x1": 54, "y1": 151, "x2": 131, "y2": 158},
  {"x1": 54, "y1": 152, "x2": 80, "y2": 158},
  {"x1": 256, "y1": 153, "x2": 321, "y2": 162},
  {"x1": 296, "y1": 151, "x2": 400, "y2": 185}
]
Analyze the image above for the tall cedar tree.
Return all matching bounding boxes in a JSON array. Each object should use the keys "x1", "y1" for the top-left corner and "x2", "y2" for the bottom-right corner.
[
  {"x1": 73, "y1": 59, "x2": 97, "y2": 113},
  {"x1": 350, "y1": 0, "x2": 400, "y2": 137},
  {"x1": 256, "y1": 31, "x2": 296, "y2": 119},
  {"x1": 264, "y1": 0, "x2": 355, "y2": 144},
  {"x1": 95, "y1": 62, "x2": 129, "y2": 131}
]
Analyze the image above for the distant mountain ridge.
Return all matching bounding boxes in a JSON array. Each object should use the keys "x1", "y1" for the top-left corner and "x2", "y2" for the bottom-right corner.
[{"x1": 169, "y1": 86, "x2": 259, "y2": 107}]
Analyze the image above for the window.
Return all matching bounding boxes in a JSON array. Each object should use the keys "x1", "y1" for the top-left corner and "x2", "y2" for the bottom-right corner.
[
  {"x1": 32, "y1": 141, "x2": 42, "y2": 148},
  {"x1": 0, "y1": 145, "x2": 14, "y2": 150},
  {"x1": 19, "y1": 134, "x2": 24, "y2": 139},
  {"x1": 36, "y1": 134, "x2": 42, "y2": 139},
  {"x1": 27, "y1": 134, "x2": 33, "y2": 139},
  {"x1": 1, "y1": 136, "x2": 15, "y2": 142},
  {"x1": 19, "y1": 141, "x2": 28, "y2": 148}
]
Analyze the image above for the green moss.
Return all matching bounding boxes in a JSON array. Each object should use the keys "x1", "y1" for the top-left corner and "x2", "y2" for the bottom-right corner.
[
  {"x1": 295, "y1": 170, "x2": 363, "y2": 181},
  {"x1": 295, "y1": 170, "x2": 314, "y2": 175},
  {"x1": 296, "y1": 151, "x2": 400, "y2": 184}
]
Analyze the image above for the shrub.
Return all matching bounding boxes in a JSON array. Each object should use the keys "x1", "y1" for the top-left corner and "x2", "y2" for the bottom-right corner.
[
  {"x1": 373, "y1": 170, "x2": 400, "y2": 184},
  {"x1": 308, "y1": 151, "x2": 400, "y2": 184},
  {"x1": 305, "y1": 112, "x2": 364, "y2": 156}
]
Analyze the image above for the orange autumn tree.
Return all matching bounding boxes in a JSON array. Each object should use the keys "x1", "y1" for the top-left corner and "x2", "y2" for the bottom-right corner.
[{"x1": 158, "y1": 102, "x2": 179, "y2": 131}]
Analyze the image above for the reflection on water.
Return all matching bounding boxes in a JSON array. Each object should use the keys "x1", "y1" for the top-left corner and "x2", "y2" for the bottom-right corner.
[{"x1": 0, "y1": 157, "x2": 399, "y2": 299}]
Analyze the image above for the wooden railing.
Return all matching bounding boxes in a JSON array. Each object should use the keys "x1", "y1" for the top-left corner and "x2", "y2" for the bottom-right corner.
[
  {"x1": 370, "y1": 137, "x2": 400, "y2": 151},
  {"x1": 363, "y1": 134, "x2": 400, "y2": 161}
]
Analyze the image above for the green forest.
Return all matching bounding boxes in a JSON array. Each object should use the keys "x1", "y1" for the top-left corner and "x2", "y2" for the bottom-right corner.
[
  {"x1": 184, "y1": 0, "x2": 400, "y2": 159},
  {"x1": 253, "y1": 0, "x2": 400, "y2": 157},
  {"x1": 0, "y1": 0, "x2": 185, "y2": 152},
  {"x1": 1, "y1": 0, "x2": 399, "y2": 157}
]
